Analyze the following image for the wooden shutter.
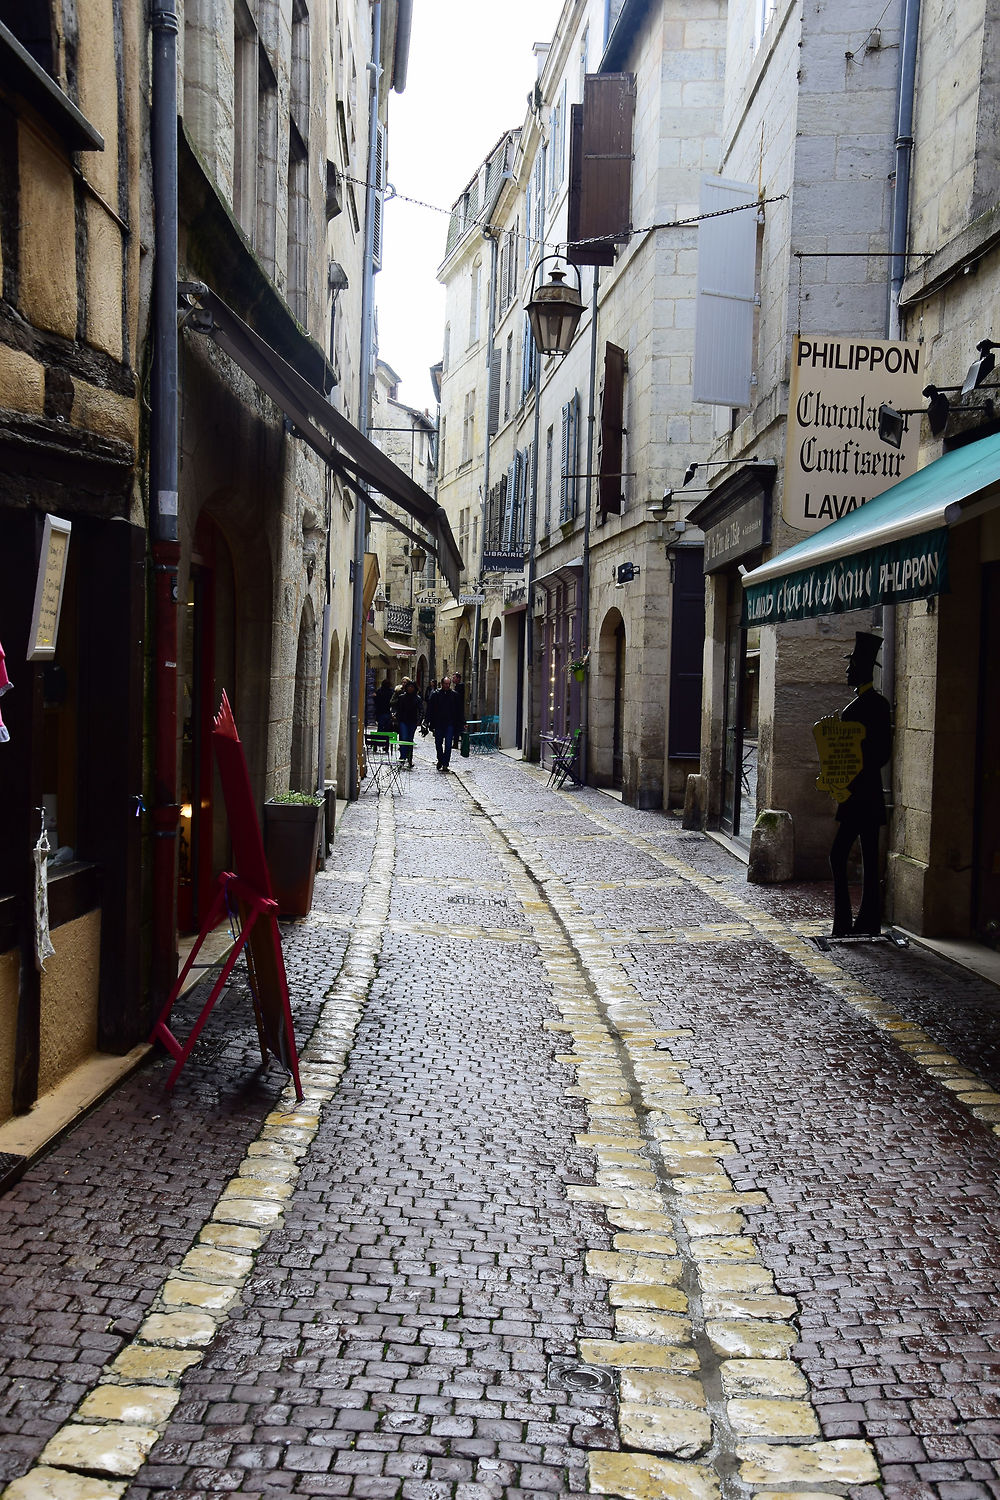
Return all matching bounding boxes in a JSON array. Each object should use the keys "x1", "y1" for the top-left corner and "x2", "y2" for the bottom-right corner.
[
  {"x1": 560, "y1": 393, "x2": 579, "y2": 523},
  {"x1": 568, "y1": 74, "x2": 635, "y2": 266},
  {"x1": 599, "y1": 343, "x2": 626, "y2": 515},
  {"x1": 693, "y1": 175, "x2": 757, "y2": 406},
  {"x1": 372, "y1": 123, "x2": 386, "y2": 270},
  {"x1": 488, "y1": 347, "x2": 501, "y2": 435}
]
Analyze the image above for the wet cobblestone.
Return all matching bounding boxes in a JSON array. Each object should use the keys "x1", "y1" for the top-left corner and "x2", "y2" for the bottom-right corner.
[{"x1": 2, "y1": 750, "x2": 1000, "y2": 1500}]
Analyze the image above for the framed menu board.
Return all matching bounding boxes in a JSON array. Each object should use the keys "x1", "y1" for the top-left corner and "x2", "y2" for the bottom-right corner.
[{"x1": 28, "y1": 515, "x2": 72, "y2": 661}]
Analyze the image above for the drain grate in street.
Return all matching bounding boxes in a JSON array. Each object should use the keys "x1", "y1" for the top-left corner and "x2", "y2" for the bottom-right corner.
[
  {"x1": 547, "y1": 1357, "x2": 615, "y2": 1395},
  {"x1": 0, "y1": 1152, "x2": 27, "y2": 1191}
]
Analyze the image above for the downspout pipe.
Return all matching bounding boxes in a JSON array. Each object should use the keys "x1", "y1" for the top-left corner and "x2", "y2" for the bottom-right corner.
[
  {"x1": 150, "y1": 0, "x2": 180, "y2": 1009},
  {"x1": 347, "y1": 0, "x2": 382, "y2": 800},
  {"x1": 888, "y1": 0, "x2": 921, "y2": 340},
  {"x1": 884, "y1": 0, "x2": 921, "y2": 806}
]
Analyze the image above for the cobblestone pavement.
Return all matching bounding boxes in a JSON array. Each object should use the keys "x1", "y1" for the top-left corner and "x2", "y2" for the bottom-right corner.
[{"x1": 2, "y1": 748, "x2": 1000, "y2": 1500}]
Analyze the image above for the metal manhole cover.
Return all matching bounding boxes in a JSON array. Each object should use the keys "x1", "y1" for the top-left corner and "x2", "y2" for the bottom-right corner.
[
  {"x1": 547, "y1": 1358, "x2": 615, "y2": 1394},
  {"x1": 0, "y1": 1152, "x2": 26, "y2": 1188}
]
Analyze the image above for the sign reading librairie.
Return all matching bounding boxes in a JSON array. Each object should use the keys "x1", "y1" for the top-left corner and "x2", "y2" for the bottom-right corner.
[
  {"x1": 28, "y1": 515, "x2": 71, "y2": 661},
  {"x1": 783, "y1": 336, "x2": 925, "y2": 532}
]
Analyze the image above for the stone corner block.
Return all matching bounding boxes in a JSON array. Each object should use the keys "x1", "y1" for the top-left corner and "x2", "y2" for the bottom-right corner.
[{"x1": 747, "y1": 809, "x2": 795, "y2": 884}]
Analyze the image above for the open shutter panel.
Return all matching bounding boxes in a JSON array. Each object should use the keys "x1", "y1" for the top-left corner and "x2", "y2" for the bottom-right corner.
[
  {"x1": 560, "y1": 401, "x2": 571, "y2": 522},
  {"x1": 599, "y1": 343, "x2": 626, "y2": 516},
  {"x1": 504, "y1": 461, "x2": 516, "y2": 547},
  {"x1": 488, "y1": 347, "x2": 501, "y2": 436},
  {"x1": 693, "y1": 175, "x2": 757, "y2": 406},
  {"x1": 568, "y1": 74, "x2": 635, "y2": 266},
  {"x1": 568, "y1": 392, "x2": 579, "y2": 518},
  {"x1": 372, "y1": 123, "x2": 386, "y2": 271}
]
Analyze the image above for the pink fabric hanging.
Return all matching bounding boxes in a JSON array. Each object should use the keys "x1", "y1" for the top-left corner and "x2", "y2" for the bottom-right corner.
[{"x1": 0, "y1": 639, "x2": 11, "y2": 743}]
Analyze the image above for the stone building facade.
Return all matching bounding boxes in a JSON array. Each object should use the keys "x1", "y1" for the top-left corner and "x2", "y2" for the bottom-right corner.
[
  {"x1": 0, "y1": 0, "x2": 424, "y2": 1135},
  {"x1": 0, "y1": 3, "x2": 147, "y2": 1128},
  {"x1": 434, "y1": 0, "x2": 725, "y2": 803}
]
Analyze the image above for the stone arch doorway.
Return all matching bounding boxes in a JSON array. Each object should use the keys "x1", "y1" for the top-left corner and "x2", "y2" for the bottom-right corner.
[
  {"x1": 595, "y1": 608, "x2": 627, "y2": 790},
  {"x1": 326, "y1": 630, "x2": 341, "y2": 785},
  {"x1": 486, "y1": 619, "x2": 502, "y2": 715},
  {"x1": 291, "y1": 597, "x2": 319, "y2": 792}
]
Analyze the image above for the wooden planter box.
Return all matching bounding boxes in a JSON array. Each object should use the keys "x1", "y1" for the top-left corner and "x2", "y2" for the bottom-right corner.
[{"x1": 263, "y1": 801, "x2": 322, "y2": 918}]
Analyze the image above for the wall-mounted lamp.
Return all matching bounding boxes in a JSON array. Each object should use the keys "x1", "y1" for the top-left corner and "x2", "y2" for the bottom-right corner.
[
  {"x1": 614, "y1": 561, "x2": 640, "y2": 587},
  {"x1": 878, "y1": 383, "x2": 965, "y2": 446},
  {"x1": 962, "y1": 338, "x2": 999, "y2": 395},
  {"x1": 410, "y1": 543, "x2": 427, "y2": 573}
]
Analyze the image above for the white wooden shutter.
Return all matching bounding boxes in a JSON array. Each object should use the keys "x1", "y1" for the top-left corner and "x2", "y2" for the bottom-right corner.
[
  {"x1": 371, "y1": 123, "x2": 386, "y2": 271},
  {"x1": 693, "y1": 175, "x2": 757, "y2": 406}
]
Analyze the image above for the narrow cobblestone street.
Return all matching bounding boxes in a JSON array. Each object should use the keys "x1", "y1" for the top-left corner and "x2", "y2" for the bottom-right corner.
[{"x1": 3, "y1": 749, "x2": 1000, "y2": 1500}]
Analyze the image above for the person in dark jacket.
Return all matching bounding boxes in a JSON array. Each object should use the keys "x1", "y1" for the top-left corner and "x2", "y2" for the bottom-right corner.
[
  {"x1": 426, "y1": 676, "x2": 464, "y2": 771},
  {"x1": 390, "y1": 678, "x2": 422, "y2": 766},
  {"x1": 373, "y1": 678, "x2": 393, "y2": 733},
  {"x1": 830, "y1": 631, "x2": 892, "y2": 936}
]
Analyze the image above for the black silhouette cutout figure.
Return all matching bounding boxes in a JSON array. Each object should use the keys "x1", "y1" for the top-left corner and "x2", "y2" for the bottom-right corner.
[{"x1": 830, "y1": 631, "x2": 892, "y2": 937}]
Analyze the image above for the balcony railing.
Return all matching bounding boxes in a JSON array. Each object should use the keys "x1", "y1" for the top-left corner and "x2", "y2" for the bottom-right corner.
[{"x1": 385, "y1": 603, "x2": 414, "y2": 636}]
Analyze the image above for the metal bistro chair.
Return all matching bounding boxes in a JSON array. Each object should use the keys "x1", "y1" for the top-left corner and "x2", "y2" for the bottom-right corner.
[
  {"x1": 548, "y1": 728, "x2": 582, "y2": 790},
  {"x1": 469, "y1": 714, "x2": 499, "y2": 754},
  {"x1": 363, "y1": 730, "x2": 396, "y2": 794}
]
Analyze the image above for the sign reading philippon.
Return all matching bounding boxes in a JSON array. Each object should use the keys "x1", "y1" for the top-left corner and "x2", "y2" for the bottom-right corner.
[{"x1": 783, "y1": 336, "x2": 925, "y2": 532}]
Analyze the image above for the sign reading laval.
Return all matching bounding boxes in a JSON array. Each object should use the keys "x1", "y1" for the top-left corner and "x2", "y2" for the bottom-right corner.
[{"x1": 783, "y1": 336, "x2": 925, "y2": 532}]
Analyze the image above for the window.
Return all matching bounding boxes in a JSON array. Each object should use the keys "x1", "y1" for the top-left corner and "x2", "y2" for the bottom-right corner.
[
  {"x1": 461, "y1": 388, "x2": 475, "y2": 464},
  {"x1": 520, "y1": 314, "x2": 535, "y2": 402},
  {"x1": 287, "y1": 125, "x2": 308, "y2": 322},
  {"x1": 1, "y1": 0, "x2": 54, "y2": 74},
  {"x1": 290, "y1": 0, "x2": 309, "y2": 136},
  {"x1": 550, "y1": 81, "x2": 567, "y2": 196},
  {"x1": 504, "y1": 332, "x2": 513, "y2": 420},
  {"x1": 560, "y1": 393, "x2": 579, "y2": 523},
  {"x1": 233, "y1": 0, "x2": 258, "y2": 237},
  {"x1": 469, "y1": 258, "x2": 482, "y2": 346},
  {"x1": 256, "y1": 47, "x2": 279, "y2": 272}
]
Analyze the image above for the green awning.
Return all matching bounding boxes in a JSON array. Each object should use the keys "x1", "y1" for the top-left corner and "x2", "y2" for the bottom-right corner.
[{"x1": 741, "y1": 430, "x2": 1000, "y2": 624}]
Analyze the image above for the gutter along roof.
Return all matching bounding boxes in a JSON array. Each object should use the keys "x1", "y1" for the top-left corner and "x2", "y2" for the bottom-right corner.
[{"x1": 181, "y1": 284, "x2": 463, "y2": 597}]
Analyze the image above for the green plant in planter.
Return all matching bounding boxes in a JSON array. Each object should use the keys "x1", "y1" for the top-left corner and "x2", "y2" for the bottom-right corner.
[
  {"x1": 264, "y1": 792, "x2": 324, "y2": 916},
  {"x1": 268, "y1": 790, "x2": 323, "y2": 806}
]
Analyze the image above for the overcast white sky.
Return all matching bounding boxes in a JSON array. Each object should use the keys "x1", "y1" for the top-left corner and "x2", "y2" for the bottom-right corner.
[{"x1": 374, "y1": 0, "x2": 565, "y2": 413}]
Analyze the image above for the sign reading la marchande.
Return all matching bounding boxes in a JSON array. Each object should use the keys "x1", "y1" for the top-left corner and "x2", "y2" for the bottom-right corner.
[{"x1": 783, "y1": 336, "x2": 925, "y2": 532}]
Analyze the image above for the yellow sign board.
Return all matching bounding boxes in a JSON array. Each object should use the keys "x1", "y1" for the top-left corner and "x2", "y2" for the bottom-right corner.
[{"x1": 813, "y1": 715, "x2": 865, "y2": 803}]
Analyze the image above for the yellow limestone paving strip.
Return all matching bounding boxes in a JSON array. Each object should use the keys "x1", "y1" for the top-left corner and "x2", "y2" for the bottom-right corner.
[
  {"x1": 1, "y1": 807, "x2": 398, "y2": 1500},
  {"x1": 547, "y1": 789, "x2": 1000, "y2": 1137},
  {"x1": 457, "y1": 776, "x2": 878, "y2": 1499}
]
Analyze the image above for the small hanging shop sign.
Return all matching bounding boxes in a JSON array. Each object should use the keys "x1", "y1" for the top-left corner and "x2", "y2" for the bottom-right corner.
[
  {"x1": 28, "y1": 515, "x2": 72, "y2": 661},
  {"x1": 742, "y1": 526, "x2": 949, "y2": 625}
]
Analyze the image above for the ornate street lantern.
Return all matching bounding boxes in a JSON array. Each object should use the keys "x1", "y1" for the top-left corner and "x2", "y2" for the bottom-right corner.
[{"x1": 526, "y1": 257, "x2": 584, "y2": 357}]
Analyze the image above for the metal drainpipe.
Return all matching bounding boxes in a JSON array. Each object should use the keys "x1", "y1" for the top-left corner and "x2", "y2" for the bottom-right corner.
[
  {"x1": 150, "y1": 0, "x2": 180, "y2": 1009},
  {"x1": 579, "y1": 266, "x2": 601, "y2": 787},
  {"x1": 883, "y1": 0, "x2": 921, "y2": 766},
  {"x1": 347, "y1": 0, "x2": 382, "y2": 800},
  {"x1": 473, "y1": 222, "x2": 502, "y2": 721},
  {"x1": 523, "y1": 187, "x2": 546, "y2": 762}
]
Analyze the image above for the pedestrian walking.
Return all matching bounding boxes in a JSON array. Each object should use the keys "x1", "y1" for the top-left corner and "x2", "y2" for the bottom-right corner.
[
  {"x1": 390, "y1": 677, "x2": 422, "y2": 766},
  {"x1": 426, "y1": 675, "x2": 464, "y2": 771}
]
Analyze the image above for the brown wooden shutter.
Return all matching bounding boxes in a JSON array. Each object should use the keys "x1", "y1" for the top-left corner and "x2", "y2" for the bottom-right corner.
[
  {"x1": 599, "y1": 342, "x2": 626, "y2": 516},
  {"x1": 568, "y1": 74, "x2": 635, "y2": 266}
]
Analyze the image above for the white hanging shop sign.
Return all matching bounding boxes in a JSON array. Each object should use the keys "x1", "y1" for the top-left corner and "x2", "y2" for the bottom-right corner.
[
  {"x1": 28, "y1": 514, "x2": 72, "y2": 661},
  {"x1": 783, "y1": 337, "x2": 925, "y2": 533}
]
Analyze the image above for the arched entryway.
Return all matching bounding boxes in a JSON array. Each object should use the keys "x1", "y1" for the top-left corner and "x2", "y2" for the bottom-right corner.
[
  {"x1": 486, "y1": 619, "x2": 501, "y2": 716},
  {"x1": 595, "y1": 608, "x2": 627, "y2": 790},
  {"x1": 291, "y1": 597, "x2": 319, "y2": 792}
]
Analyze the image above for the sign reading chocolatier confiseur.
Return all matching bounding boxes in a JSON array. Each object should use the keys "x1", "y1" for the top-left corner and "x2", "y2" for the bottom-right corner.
[{"x1": 783, "y1": 336, "x2": 925, "y2": 533}]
